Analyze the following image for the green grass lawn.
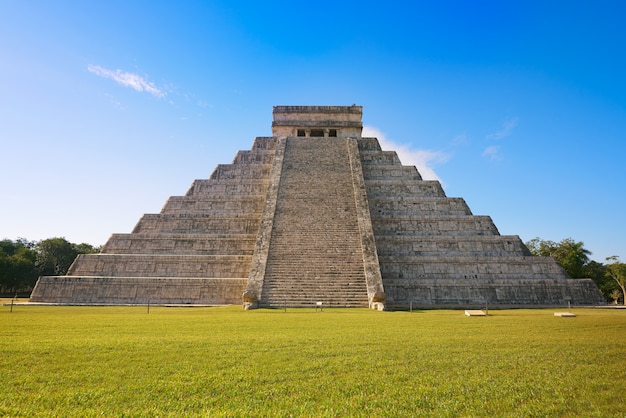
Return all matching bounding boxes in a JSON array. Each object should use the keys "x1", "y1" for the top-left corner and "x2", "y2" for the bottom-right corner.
[{"x1": 1, "y1": 303, "x2": 625, "y2": 417}]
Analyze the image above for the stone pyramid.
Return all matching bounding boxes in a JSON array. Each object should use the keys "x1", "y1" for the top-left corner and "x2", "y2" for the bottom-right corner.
[{"x1": 30, "y1": 106, "x2": 605, "y2": 309}]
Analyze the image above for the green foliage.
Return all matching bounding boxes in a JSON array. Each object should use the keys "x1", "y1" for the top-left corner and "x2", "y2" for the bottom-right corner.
[
  {"x1": 582, "y1": 260, "x2": 617, "y2": 300},
  {"x1": 526, "y1": 237, "x2": 590, "y2": 278},
  {"x1": 0, "y1": 238, "x2": 100, "y2": 294},
  {"x1": 35, "y1": 237, "x2": 100, "y2": 276},
  {"x1": 0, "y1": 239, "x2": 38, "y2": 294},
  {"x1": 606, "y1": 256, "x2": 626, "y2": 305},
  {"x1": 526, "y1": 237, "x2": 624, "y2": 302},
  {"x1": 1, "y1": 306, "x2": 625, "y2": 416},
  {"x1": 36, "y1": 237, "x2": 80, "y2": 276}
]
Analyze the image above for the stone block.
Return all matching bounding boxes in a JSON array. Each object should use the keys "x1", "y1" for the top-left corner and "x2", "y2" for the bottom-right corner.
[{"x1": 465, "y1": 310, "x2": 487, "y2": 316}]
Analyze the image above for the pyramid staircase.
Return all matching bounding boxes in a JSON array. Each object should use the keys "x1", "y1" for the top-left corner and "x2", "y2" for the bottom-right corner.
[{"x1": 259, "y1": 138, "x2": 369, "y2": 307}]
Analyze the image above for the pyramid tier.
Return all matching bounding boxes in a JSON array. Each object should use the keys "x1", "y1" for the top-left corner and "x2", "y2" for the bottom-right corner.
[
  {"x1": 375, "y1": 235, "x2": 531, "y2": 257},
  {"x1": 185, "y1": 179, "x2": 269, "y2": 197},
  {"x1": 365, "y1": 179, "x2": 446, "y2": 197},
  {"x1": 161, "y1": 195, "x2": 264, "y2": 215},
  {"x1": 30, "y1": 276, "x2": 247, "y2": 305},
  {"x1": 131, "y1": 213, "x2": 261, "y2": 234},
  {"x1": 371, "y1": 215, "x2": 499, "y2": 236},
  {"x1": 101, "y1": 233, "x2": 256, "y2": 255},
  {"x1": 369, "y1": 197, "x2": 472, "y2": 216},
  {"x1": 68, "y1": 254, "x2": 251, "y2": 278},
  {"x1": 362, "y1": 164, "x2": 423, "y2": 180}
]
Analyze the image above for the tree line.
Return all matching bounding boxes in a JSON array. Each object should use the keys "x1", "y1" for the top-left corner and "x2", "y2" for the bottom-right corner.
[
  {"x1": 0, "y1": 237, "x2": 100, "y2": 296},
  {"x1": 1, "y1": 236, "x2": 624, "y2": 304},
  {"x1": 525, "y1": 237, "x2": 625, "y2": 305}
]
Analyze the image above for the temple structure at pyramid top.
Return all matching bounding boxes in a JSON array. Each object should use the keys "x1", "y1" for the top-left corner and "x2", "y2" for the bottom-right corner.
[
  {"x1": 271, "y1": 105, "x2": 363, "y2": 138},
  {"x1": 30, "y1": 105, "x2": 605, "y2": 309}
]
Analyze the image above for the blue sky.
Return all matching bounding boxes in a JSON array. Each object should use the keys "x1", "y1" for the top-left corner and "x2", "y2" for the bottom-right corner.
[{"x1": 1, "y1": 1, "x2": 625, "y2": 263}]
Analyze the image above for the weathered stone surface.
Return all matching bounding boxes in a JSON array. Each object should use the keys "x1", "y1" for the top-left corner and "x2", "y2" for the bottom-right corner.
[
  {"x1": 272, "y1": 105, "x2": 363, "y2": 138},
  {"x1": 102, "y1": 233, "x2": 256, "y2": 255},
  {"x1": 30, "y1": 276, "x2": 246, "y2": 305},
  {"x1": 30, "y1": 106, "x2": 605, "y2": 308},
  {"x1": 255, "y1": 137, "x2": 370, "y2": 308},
  {"x1": 382, "y1": 277, "x2": 603, "y2": 307}
]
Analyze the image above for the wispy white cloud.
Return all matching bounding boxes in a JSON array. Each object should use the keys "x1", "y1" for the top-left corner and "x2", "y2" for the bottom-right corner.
[
  {"x1": 486, "y1": 117, "x2": 519, "y2": 140},
  {"x1": 87, "y1": 64, "x2": 165, "y2": 98},
  {"x1": 362, "y1": 126, "x2": 450, "y2": 182},
  {"x1": 482, "y1": 145, "x2": 502, "y2": 160}
]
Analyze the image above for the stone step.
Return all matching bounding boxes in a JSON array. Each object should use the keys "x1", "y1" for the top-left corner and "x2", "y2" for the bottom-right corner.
[
  {"x1": 259, "y1": 137, "x2": 369, "y2": 305},
  {"x1": 263, "y1": 286, "x2": 368, "y2": 291},
  {"x1": 262, "y1": 291, "x2": 368, "y2": 301}
]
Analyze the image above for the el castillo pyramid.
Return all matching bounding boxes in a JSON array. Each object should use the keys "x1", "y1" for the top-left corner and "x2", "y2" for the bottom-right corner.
[{"x1": 30, "y1": 105, "x2": 604, "y2": 309}]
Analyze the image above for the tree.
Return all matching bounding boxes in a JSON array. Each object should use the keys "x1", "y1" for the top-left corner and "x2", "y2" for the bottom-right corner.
[
  {"x1": 35, "y1": 237, "x2": 79, "y2": 276},
  {"x1": 35, "y1": 238, "x2": 100, "y2": 276},
  {"x1": 0, "y1": 237, "x2": 100, "y2": 295},
  {"x1": 72, "y1": 242, "x2": 101, "y2": 255},
  {"x1": 552, "y1": 238, "x2": 591, "y2": 279},
  {"x1": 605, "y1": 256, "x2": 626, "y2": 305},
  {"x1": 582, "y1": 260, "x2": 616, "y2": 302},
  {"x1": 526, "y1": 238, "x2": 558, "y2": 257},
  {"x1": 525, "y1": 237, "x2": 591, "y2": 278},
  {"x1": 0, "y1": 239, "x2": 38, "y2": 294}
]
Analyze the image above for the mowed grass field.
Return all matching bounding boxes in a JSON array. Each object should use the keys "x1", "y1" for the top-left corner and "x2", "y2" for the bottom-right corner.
[{"x1": 1, "y1": 303, "x2": 625, "y2": 417}]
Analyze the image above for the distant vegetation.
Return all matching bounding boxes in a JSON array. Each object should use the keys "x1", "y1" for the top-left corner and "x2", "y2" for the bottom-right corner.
[
  {"x1": 526, "y1": 237, "x2": 625, "y2": 304},
  {"x1": 0, "y1": 238, "x2": 100, "y2": 296},
  {"x1": 1, "y1": 306, "x2": 624, "y2": 416}
]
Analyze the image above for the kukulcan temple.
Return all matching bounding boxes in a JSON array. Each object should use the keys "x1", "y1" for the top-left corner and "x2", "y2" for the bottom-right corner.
[{"x1": 30, "y1": 105, "x2": 605, "y2": 309}]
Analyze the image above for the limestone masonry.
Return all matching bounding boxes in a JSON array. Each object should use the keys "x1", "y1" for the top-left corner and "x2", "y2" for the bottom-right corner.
[{"x1": 30, "y1": 105, "x2": 605, "y2": 309}]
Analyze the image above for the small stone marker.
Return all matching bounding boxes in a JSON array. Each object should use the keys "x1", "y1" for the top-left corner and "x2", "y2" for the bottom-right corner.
[
  {"x1": 465, "y1": 310, "x2": 487, "y2": 316},
  {"x1": 554, "y1": 312, "x2": 576, "y2": 317}
]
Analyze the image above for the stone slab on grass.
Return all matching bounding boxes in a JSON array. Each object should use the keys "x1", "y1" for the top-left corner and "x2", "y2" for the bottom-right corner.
[
  {"x1": 465, "y1": 310, "x2": 487, "y2": 316},
  {"x1": 554, "y1": 312, "x2": 577, "y2": 317}
]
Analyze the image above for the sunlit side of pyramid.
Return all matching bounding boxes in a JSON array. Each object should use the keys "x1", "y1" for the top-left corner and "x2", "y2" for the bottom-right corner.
[{"x1": 30, "y1": 106, "x2": 605, "y2": 308}]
